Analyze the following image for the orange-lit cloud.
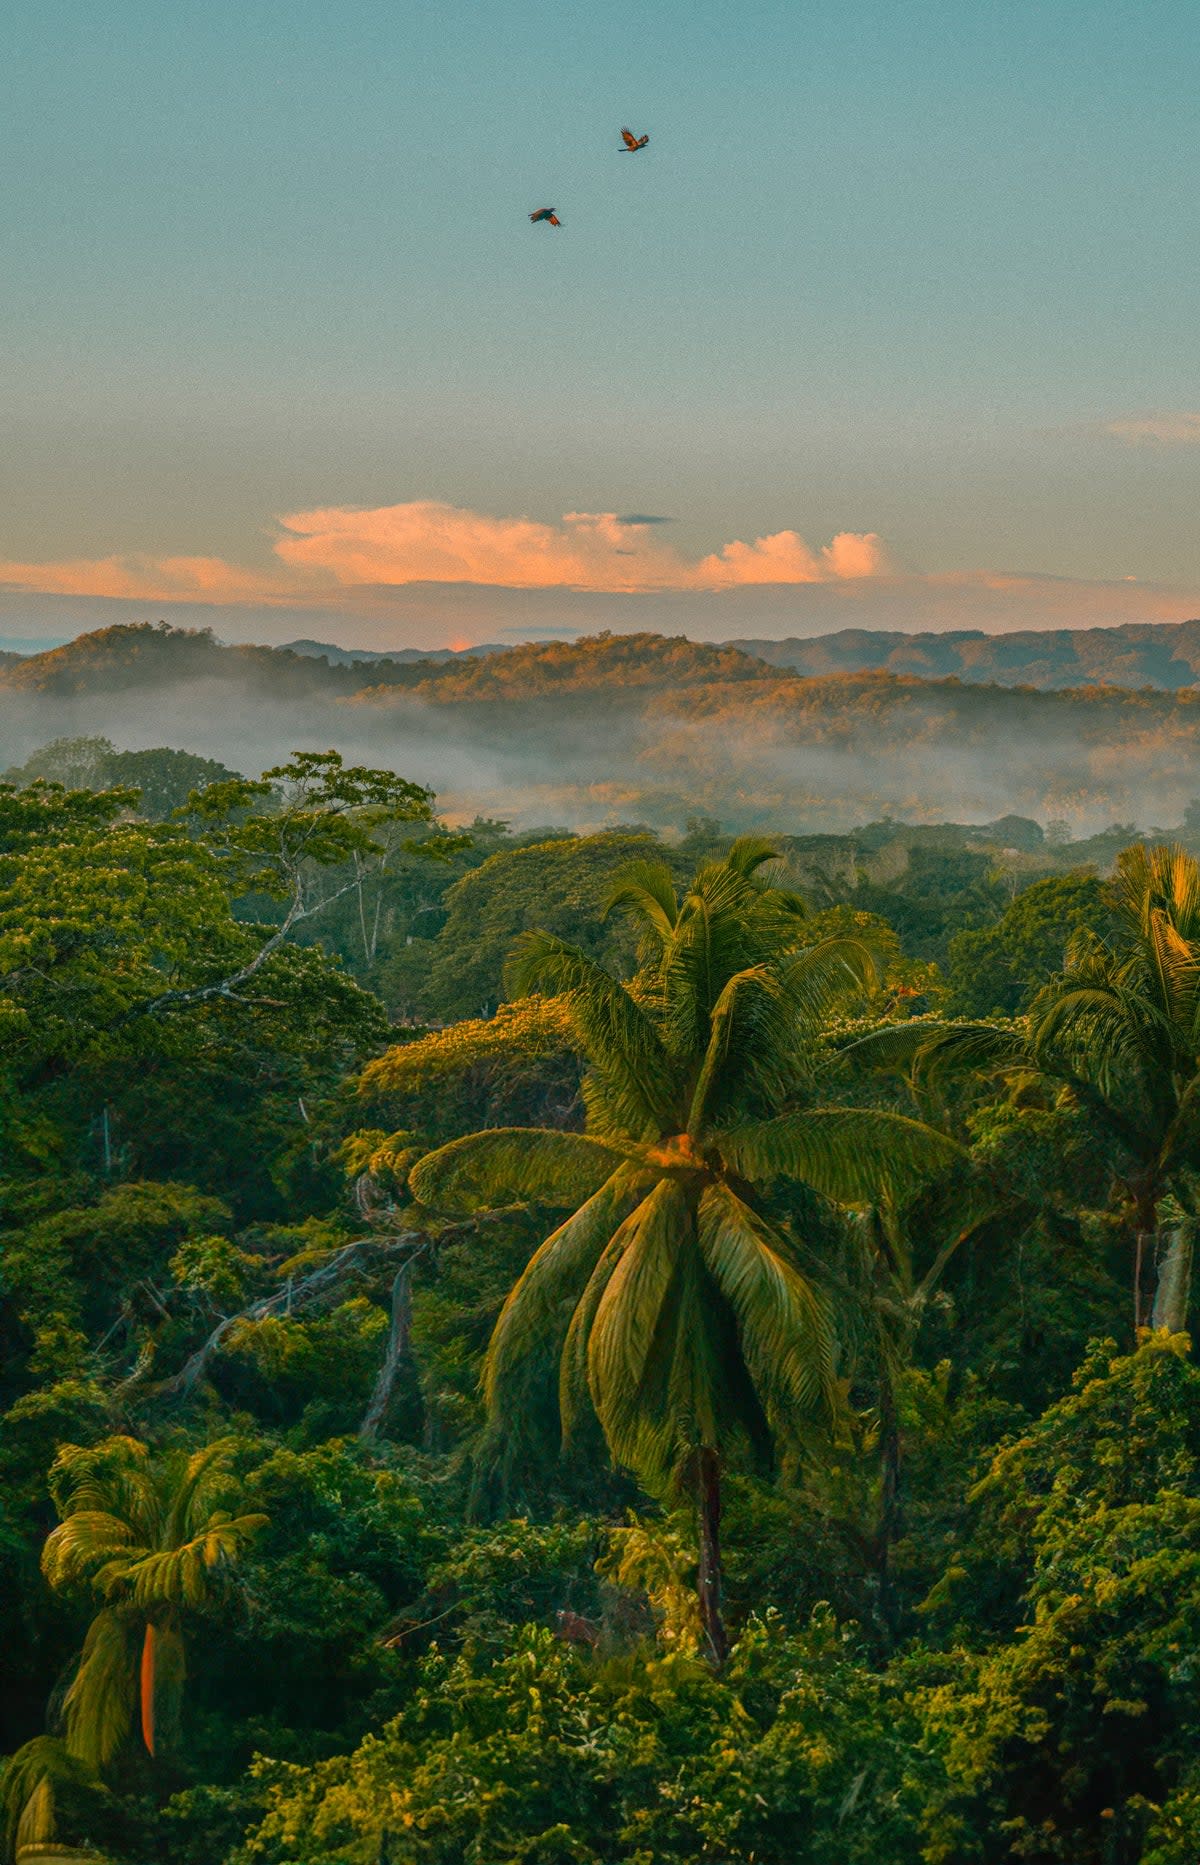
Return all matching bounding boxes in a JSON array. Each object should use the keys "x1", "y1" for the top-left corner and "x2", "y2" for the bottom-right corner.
[
  {"x1": 697, "y1": 528, "x2": 889, "y2": 585},
  {"x1": 1100, "y1": 412, "x2": 1200, "y2": 446},
  {"x1": 1, "y1": 501, "x2": 1197, "y2": 643},
  {"x1": 0, "y1": 553, "x2": 299, "y2": 602},
  {"x1": 272, "y1": 500, "x2": 889, "y2": 592}
]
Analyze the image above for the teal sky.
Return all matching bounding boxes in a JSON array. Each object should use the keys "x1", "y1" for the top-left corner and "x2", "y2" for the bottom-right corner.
[{"x1": 3, "y1": 0, "x2": 1200, "y2": 642}]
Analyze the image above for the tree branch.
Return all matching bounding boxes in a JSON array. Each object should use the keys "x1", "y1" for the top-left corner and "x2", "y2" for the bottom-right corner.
[
  {"x1": 154, "y1": 1231, "x2": 423, "y2": 1398},
  {"x1": 131, "y1": 874, "x2": 364, "y2": 1018}
]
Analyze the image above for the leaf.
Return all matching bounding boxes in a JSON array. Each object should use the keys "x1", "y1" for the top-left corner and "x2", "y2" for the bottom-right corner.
[
  {"x1": 604, "y1": 858, "x2": 680, "y2": 939},
  {"x1": 587, "y1": 1179, "x2": 691, "y2": 1470},
  {"x1": 697, "y1": 1181, "x2": 835, "y2": 1424},
  {"x1": 723, "y1": 1107, "x2": 963, "y2": 1204},
  {"x1": 409, "y1": 1127, "x2": 631, "y2": 1215},
  {"x1": 63, "y1": 1606, "x2": 138, "y2": 1770},
  {"x1": 506, "y1": 931, "x2": 676, "y2": 1132},
  {"x1": 846, "y1": 1018, "x2": 1032, "y2": 1088},
  {"x1": 482, "y1": 1166, "x2": 646, "y2": 1418}
]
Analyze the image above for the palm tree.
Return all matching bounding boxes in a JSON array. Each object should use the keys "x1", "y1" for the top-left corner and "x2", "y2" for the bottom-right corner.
[
  {"x1": 41, "y1": 1435, "x2": 266, "y2": 1768},
  {"x1": 410, "y1": 841, "x2": 959, "y2": 1661},
  {"x1": 855, "y1": 843, "x2": 1200, "y2": 1335}
]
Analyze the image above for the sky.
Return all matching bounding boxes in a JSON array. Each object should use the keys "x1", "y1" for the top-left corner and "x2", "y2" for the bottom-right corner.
[{"x1": 3, "y1": 0, "x2": 1200, "y2": 648}]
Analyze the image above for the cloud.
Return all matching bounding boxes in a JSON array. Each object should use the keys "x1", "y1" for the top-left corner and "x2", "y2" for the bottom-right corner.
[
  {"x1": 272, "y1": 500, "x2": 889, "y2": 593},
  {"x1": 615, "y1": 513, "x2": 674, "y2": 526},
  {"x1": 0, "y1": 553, "x2": 299, "y2": 602},
  {"x1": 1099, "y1": 412, "x2": 1200, "y2": 446},
  {"x1": 697, "y1": 528, "x2": 890, "y2": 586},
  {"x1": 1, "y1": 498, "x2": 1196, "y2": 647}
]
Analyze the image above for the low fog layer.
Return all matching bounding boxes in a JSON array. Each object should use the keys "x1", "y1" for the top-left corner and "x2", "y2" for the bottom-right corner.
[{"x1": 4, "y1": 625, "x2": 1200, "y2": 836}]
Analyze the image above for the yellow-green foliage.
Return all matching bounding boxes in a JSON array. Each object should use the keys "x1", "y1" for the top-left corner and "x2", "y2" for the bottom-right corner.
[{"x1": 362, "y1": 997, "x2": 578, "y2": 1097}]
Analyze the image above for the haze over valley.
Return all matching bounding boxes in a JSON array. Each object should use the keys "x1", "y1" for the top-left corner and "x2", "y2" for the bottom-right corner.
[{"x1": 7, "y1": 619, "x2": 1200, "y2": 838}]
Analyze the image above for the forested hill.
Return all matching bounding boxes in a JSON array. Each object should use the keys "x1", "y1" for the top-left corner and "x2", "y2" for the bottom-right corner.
[
  {"x1": 12, "y1": 616, "x2": 1200, "y2": 700},
  {"x1": 732, "y1": 617, "x2": 1200, "y2": 687},
  {"x1": 0, "y1": 623, "x2": 777, "y2": 699},
  {"x1": 8, "y1": 621, "x2": 1200, "y2": 832}
]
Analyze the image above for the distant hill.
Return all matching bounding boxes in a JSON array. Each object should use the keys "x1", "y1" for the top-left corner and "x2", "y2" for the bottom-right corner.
[
  {"x1": 281, "y1": 638, "x2": 506, "y2": 666},
  {"x1": 729, "y1": 620, "x2": 1200, "y2": 689},
  {"x1": 5, "y1": 621, "x2": 1200, "y2": 836}
]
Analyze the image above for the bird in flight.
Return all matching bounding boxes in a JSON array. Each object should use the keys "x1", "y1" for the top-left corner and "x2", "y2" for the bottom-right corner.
[
  {"x1": 619, "y1": 127, "x2": 650, "y2": 151},
  {"x1": 529, "y1": 207, "x2": 562, "y2": 226}
]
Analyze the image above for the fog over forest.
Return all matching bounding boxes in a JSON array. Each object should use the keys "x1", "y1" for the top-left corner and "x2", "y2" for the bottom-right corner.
[{"x1": 6, "y1": 620, "x2": 1200, "y2": 835}]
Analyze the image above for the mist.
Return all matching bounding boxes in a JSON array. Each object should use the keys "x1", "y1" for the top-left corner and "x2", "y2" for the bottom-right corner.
[{"x1": 6, "y1": 648, "x2": 1200, "y2": 840}]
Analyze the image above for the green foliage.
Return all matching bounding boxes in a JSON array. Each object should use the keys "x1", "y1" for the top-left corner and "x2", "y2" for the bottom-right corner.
[
  {"x1": 232, "y1": 1609, "x2": 934, "y2": 1865},
  {"x1": 359, "y1": 998, "x2": 583, "y2": 1144},
  {"x1": 946, "y1": 872, "x2": 1110, "y2": 1016},
  {"x1": 5, "y1": 734, "x2": 243, "y2": 818},
  {"x1": 423, "y1": 832, "x2": 685, "y2": 1020},
  {"x1": 8, "y1": 702, "x2": 1200, "y2": 1865}
]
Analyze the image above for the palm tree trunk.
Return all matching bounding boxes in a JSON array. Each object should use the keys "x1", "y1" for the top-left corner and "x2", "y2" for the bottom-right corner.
[
  {"x1": 140, "y1": 1621, "x2": 156, "y2": 1756},
  {"x1": 696, "y1": 1446, "x2": 729, "y2": 1668},
  {"x1": 876, "y1": 1354, "x2": 902, "y2": 1635},
  {"x1": 1134, "y1": 1230, "x2": 1150, "y2": 1331},
  {"x1": 1151, "y1": 1217, "x2": 1195, "y2": 1334}
]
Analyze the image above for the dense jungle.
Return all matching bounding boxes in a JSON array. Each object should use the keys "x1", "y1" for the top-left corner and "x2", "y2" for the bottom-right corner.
[{"x1": 6, "y1": 696, "x2": 1200, "y2": 1865}]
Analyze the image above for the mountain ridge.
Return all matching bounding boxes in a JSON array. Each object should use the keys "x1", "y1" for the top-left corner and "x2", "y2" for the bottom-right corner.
[{"x1": 12, "y1": 616, "x2": 1200, "y2": 698}]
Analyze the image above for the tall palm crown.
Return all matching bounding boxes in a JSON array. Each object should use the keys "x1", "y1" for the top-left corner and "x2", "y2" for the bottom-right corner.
[
  {"x1": 860, "y1": 843, "x2": 1200, "y2": 1331},
  {"x1": 1034, "y1": 842, "x2": 1200, "y2": 1326},
  {"x1": 411, "y1": 841, "x2": 957, "y2": 1657},
  {"x1": 41, "y1": 1435, "x2": 266, "y2": 1767}
]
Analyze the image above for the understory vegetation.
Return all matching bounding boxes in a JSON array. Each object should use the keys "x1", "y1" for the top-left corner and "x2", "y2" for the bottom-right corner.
[{"x1": 4, "y1": 734, "x2": 1200, "y2": 1863}]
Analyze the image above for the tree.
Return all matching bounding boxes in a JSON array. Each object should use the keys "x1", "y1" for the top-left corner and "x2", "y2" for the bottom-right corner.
[
  {"x1": 859, "y1": 844, "x2": 1200, "y2": 1335},
  {"x1": 0, "y1": 751, "x2": 451, "y2": 1112},
  {"x1": 411, "y1": 841, "x2": 959, "y2": 1661},
  {"x1": 945, "y1": 872, "x2": 1109, "y2": 1017},
  {"x1": 422, "y1": 831, "x2": 685, "y2": 1021},
  {"x1": 5, "y1": 735, "x2": 242, "y2": 818},
  {"x1": 41, "y1": 1435, "x2": 266, "y2": 1767}
]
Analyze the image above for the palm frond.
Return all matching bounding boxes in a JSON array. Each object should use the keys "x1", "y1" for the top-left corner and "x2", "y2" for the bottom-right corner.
[
  {"x1": 722, "y1": 835, "x2": 786, "y2": 881},
  {"x1": 1, "y1": 1737, "x2": 103, "y2": 1862},
  {"x1": 409, "y1": 1127, "x2": 631, "y2": 1214},
  {"x1": 124, "y1": 1514, "x2": 268, "y2": 1608},
  {"x1": 557, "y1": 1221, "x2": 631, "y2": 1443},
  {"x1": 484, "y1": 1166, "x2": 645, "y2": 1418},
  {"x1": 165, "y1": 1438, "x2": 242, "y2": 1545},
  {"x1": 844, "y1": 1018, "x2": 1032, "y2": 1087},
  {"x1": 631, "y1": 1242, "x2": 724, "y2": 1490},
  {"x1": 587, "y1": 1178, "x2": 691, "y2": 1469},
  {"x1": 62, "y1": 1607, "x2": 138, "y2": 1770},
  {"x1": 48, "y1": 1437, "x2": 158, "y2": 1544},
  {"x1": 776, "y1": 937, "x2": 879, "y2": 1023},
  {"x1": 604, "y1": 859, "x2": 680, "y2": 941},
  {"x1": 686, "y1": 964, "x2": 777, "y2": 1137},
  {"x1": 41, "y1": 1511, "x2": 140, "y2": 1593},
  {"x1": 506, "y1": 931, "x2": 676, "y2": 1129},
  {"x1": 723, "y1": 1106, "x2": 963, "y2": 1204},
  {"x1": 697, "y1": 1182, "x2": 835, "y2": 1426}
]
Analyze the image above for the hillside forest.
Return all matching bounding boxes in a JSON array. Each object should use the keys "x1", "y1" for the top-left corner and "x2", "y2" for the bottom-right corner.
[
  {"x1": 7, "y1": 697, "x2": 1200, "y2": 1863},
  {"x1": 12, "y1": 622, "x2": 1200, "y2": 834}
]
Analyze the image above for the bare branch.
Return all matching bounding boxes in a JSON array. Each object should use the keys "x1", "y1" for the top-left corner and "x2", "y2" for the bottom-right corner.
[
  {"x1": 155, "y1": 1231, "x2": 423, "y2": 1399},
  {"x1": 131, "y1": 874, "x2": 364, "y2": 1019},
  {"x1": 359, "y1": 1263, "x2": 416, "y2": 1440}
]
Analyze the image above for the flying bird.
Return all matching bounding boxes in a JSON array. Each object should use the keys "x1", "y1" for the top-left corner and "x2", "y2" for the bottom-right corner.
[
  {"x1": 619, "y1": 127, "x2": 649, "y2": 151},
  {"x1": 529, "y1": 207, "x2": 562, "y2": 226}
]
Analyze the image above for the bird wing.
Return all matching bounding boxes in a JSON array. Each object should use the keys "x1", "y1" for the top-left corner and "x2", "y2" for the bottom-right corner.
[
  {"x1": 530, "y1": 208, "x2": 553, "y2": 221},
  {"x1": 620, "y1": 127, "x2": 638, "y2": 148}
]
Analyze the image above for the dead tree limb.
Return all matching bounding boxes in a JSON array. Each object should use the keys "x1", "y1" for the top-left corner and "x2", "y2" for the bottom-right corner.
[
  {"x1": 155, "y1": 1231, "x2": 423, "y2": 1399},
  {"x1": 359, "y1": 1261, "x2": 416, "y2": 1441}
]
